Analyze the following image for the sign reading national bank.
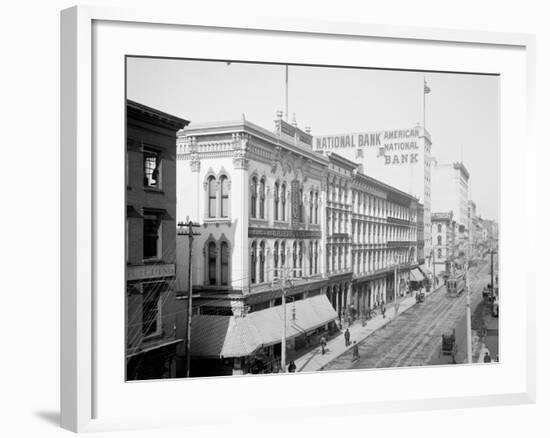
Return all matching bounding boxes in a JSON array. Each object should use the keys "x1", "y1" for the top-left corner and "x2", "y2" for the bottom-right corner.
[{"x1": 314, "y1": 128, "x2": 421, "y2": 165}]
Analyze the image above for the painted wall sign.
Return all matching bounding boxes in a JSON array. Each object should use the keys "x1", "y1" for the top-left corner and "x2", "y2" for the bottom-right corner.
[{"x1": 314, "y1": 128, "x2": 421, "y2": 166}]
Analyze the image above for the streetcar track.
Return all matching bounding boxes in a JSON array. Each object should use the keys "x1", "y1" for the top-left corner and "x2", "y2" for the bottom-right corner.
[{"x1": 323, "y1": 264, "x2": 491, "y2": 371}]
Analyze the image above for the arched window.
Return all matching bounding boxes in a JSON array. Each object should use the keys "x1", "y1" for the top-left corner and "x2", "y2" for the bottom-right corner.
[
  {"x1": 298, "y1": 241, "x2": 304, "y2": 277},
  {"x1": 250, "y1": 177, "x2": 257, "y2": 218},
  {"x1": 208, "y1": 176, "x2": 217, "y2": 218},
  {"x1": 274, "y1": 182, "x2": 279, "y2": 221},
  {"x1": 437, "y1": 235, "x2": 442, "y2": 245},
  {"x1": 208, "y1": 241, "x2": 217, "y2": 285},
  {"x1": 281, "y1": 183, "x2": 286, "y2": 221},
  {"x1": 292, "y1": 241, "x2": 298, "y2": 277},
  {"x1": 299, "y1": 187, "x2": 304, "y2": 222},
  {"x1": 250, "y1": 241, "x2": 257, "y2": 284},
  {"x1": 220, "y1": 175, "x2": 229, "y2": 218},
  {"x1": 437, "y1": 223, "x2": 442, "y2": 233},
  {"x1": 220, "y1": 241, "x2": 229, "y2": 285},
  {"x1": 314, "y1": 241, "x2": 319, "y2": 274},
  {"x1": 309, "y1": 241, "x2": 313, "y2": 275},
  {"x1": 259, "y1": 241, "x2": 265, "y2": 283},
  {"x1": 338, "y1": 245, "x2": 342, "y2": 270},
  {"x1": 280, "y1": 241, "x2": 286, "y2": 269},
  {"x1": 273, "y1": 241, "x2": 279, "y2": 278},
  {"x1": 309, "y1": 191, "x2": 314, "y2": 224},
  {"x1": 314, "y1": 192, "x2": 319, "y2": 224},
  {"x1": 259, "y1": 178, "x2": 266, "y2": 219}
]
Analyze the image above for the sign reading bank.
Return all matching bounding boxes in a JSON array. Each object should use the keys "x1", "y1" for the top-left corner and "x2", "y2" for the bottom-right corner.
[{"x1": 314, "y1": 128, "x2": 421, "y2": 165}]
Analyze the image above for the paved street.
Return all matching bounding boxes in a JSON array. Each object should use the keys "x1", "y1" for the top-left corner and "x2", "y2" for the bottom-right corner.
[{"x1": 322, "y1": 259, "x2": 493, "y2": 371}]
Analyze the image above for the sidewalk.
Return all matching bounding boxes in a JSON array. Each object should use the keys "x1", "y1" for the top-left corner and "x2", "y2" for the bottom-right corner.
[{"x1": 294, "y1": 285, "x2": 445, "y2": 372}]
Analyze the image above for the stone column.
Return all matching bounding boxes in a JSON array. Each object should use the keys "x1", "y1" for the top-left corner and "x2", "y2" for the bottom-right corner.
[{"x1": 232, "y1": 133, "x2": 250, "y2": 292}]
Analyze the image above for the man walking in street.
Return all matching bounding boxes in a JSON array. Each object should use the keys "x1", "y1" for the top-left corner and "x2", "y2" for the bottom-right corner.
[
  {"x1": 344, "y1": 328, "x2": 351, "y2": 347},
  {"x1": 320, "y1": 335, "x2": 327, "y2": 355},
  {"x1": 381, "y1": 301, "x2": 386, "y2": 319},
  {"x1": 352, "y1": 341, "x2": 360, "y2": 362}
]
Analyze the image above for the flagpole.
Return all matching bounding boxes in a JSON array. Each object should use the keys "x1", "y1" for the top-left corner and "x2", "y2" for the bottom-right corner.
[
  {"x1": 285, "y1": 65, "x2": 289, "y2": 122},
  {"x1": 422, "y1": 76, "x2": 426, "y2": 132}
]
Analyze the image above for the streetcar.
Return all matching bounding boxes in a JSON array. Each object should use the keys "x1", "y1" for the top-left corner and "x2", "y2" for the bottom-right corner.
[{"x1": 446, "y1": 271, "x2": 466, "y2": 297}]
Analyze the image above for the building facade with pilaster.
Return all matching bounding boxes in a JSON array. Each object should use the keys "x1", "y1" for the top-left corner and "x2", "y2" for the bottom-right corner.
[{"x1": 175, "y1": 114, "x2": 424, "y2": 376}]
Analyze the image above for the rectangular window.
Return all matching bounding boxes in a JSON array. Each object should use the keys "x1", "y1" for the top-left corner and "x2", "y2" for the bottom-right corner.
[
  {"x1": 143, "y1": 149, "x2": 161, "y2": 188},
  {"x1": 142, "y1": 285, "x2": 161, "y2": 337},
  {"x1": 143, "y1": 212, "x2": 162, "y2": 260}
]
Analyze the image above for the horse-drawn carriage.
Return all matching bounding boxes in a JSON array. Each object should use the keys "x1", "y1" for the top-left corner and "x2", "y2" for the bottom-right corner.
[{"x1": 440, "y1": 328, "x2": 457, "y2": 360}]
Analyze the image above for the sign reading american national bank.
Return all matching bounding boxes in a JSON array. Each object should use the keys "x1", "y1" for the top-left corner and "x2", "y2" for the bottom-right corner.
[{"x1": 314, "y1": 128, "x2": 421, "y2": 165}]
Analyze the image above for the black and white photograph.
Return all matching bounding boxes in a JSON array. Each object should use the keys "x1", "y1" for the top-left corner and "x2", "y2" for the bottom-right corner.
[{"x1": 125, "y1": 57, "x2": 500, "y2": 380}]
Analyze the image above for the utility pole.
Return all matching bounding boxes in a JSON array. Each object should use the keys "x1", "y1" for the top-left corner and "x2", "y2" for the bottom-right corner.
[
  {"x1": 393, "y1": 255, "x2": 400, "y2": 316},
  {"x1": 280, "y1": 267, "x2": 287, "y2": 372},
  {"x1": 272, "y1": 266, "x2": 299, "y2": 373},
  {"x1": 432, "y1": 249, "x2": 436, "y2": 287},
  {"x1": 177, "y1": 218, "x2": 201, "y2": 378},
  {"x1": 465, "y1": 261, "x2": 472, "y2": 363},
  {"x1": 490, "y1": 250, "x2": 495, "y2": 300}
]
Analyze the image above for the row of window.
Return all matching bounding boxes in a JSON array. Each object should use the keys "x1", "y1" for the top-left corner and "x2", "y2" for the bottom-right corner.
[
  {"x1": 250, "y1": 177, "x2": 320, "y2": 224},
  {"x1": 325, "y1": 246, "x2": 413, "y2": 273},
  {"x1": 250, "y1": 240, "x2": 320, "y2": 284}
]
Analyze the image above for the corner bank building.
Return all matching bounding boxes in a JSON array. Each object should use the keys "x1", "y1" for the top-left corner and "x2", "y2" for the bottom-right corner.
[{"x1": 176, "y1": 114, "x2": 424, "y2": 376}]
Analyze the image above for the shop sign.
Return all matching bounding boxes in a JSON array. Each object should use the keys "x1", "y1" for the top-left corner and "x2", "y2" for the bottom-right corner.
[{"x1": 127, "y1": 263, "x2": 175, "y2": 281}]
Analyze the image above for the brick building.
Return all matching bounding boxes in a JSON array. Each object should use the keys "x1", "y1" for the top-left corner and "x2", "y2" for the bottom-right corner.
[{"x1": 126, "y1": 100, "x2": 189, "y2": 380}]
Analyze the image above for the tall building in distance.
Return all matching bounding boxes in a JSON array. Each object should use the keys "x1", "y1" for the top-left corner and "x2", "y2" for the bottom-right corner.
[
  {"x1": 431, "y1": 211, "x2": 458, "y2": 276},
  {"x1": 431, "y1": 162, "x2": 470, "y2": 258},
  {"x1": 125, "y1": 100, "x2": 190, "y2": 380}
]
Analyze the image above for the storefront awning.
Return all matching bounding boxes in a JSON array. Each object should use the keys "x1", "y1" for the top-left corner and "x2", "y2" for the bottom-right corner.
[
  {"x1": 190, "y1": 295, "x2": 338, "y2": 358},
  {"x1": 250, "y1": 294, "x2": 338, "y2": 348},
  {"x1": 409, "y1": 268, "x2": 426, "y2": 282},
  {"x1": 190, "y1": 314, "x2": 263, "y2": 358}
]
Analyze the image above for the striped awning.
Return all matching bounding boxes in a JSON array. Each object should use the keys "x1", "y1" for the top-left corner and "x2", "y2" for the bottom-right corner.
[
  {"x1": 409, "y1": 268, "x2": 425, "y2": 282},
  {"x1": 190, "y1": 294, "x2": 337, "y2": 358}
]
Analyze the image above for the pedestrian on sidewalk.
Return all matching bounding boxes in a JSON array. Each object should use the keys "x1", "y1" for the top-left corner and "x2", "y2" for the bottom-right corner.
[
  {"x1": 352, "y1": 341, "x2": 360, "y2": 362},
  {"x1": 344, "y1": 328, "x2": 351, "y2": 347},
  {"x1": 320, "y1": 335, "x2": 327, "y2": 355},
  {"x1": 381, "y1": 301, "x2": 386, "y2": 319},
  {"x1": 288, "y1": 361, "x2": 297, "y2": 373}
]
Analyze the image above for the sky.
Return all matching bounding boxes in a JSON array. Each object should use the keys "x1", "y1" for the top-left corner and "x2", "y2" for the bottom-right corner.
[{"x1": 127, "y1": 57, "x2": 499, "y2": 221}]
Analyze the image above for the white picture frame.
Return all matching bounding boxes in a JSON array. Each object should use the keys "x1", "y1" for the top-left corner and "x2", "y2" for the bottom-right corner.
[{"x1": 60, "y1": 5, "x2": 536, "y2": 433}]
